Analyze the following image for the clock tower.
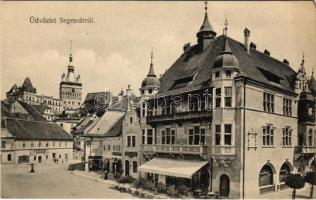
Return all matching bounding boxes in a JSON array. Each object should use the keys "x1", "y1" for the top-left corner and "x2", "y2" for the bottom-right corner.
[{"x1": 59, "y1": 41, "x2": 82, "y2": 110}]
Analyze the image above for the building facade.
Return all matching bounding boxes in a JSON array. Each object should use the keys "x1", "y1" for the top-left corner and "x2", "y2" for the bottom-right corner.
[
  {"x1": 6, "y1": 78, "x2": 63, "y2": 114},
  {"x1": 135, "y1": 4, "x2": 313, "y2": 199},
  {"x1": 1, "y1": 117, "x2": 73, "y2": 164}
]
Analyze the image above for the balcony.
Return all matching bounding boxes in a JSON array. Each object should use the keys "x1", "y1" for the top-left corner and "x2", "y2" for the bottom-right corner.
[
  {"x1": 210, "y1": 146, "x2": 236, "y2": 155},
  {"x1": 141, "y1": 144, "x2": 207, "y2": 155},
  {"x1": 295, "y1": 146, "x2": 316, "y2": 154},
  {"x1": 147, "y1": 110, "x2": 212, "y2": 123}
]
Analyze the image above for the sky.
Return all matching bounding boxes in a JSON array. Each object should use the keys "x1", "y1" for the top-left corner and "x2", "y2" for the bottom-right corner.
[{"x1": 1, "y1": 1, "x2": 315, "y2": 100}]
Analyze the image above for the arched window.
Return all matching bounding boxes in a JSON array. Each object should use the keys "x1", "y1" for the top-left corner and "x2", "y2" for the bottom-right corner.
[
  {"x1": 133, "y1": 161, "x2": 137, "y2": 173},
  {"x1": 7, "y1": 154, "x2": 12, "y2": 161},
  {"x1": 259, "y1": 164, "x2": 274, "y2": 187},
  {"x1": 279, "y1": 162, "x2": 291, "y2": 183}
]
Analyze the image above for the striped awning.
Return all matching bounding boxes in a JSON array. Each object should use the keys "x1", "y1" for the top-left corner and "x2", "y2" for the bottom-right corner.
[{"x1": 138, "y1": 158, "x2": 208, "y2": 179}]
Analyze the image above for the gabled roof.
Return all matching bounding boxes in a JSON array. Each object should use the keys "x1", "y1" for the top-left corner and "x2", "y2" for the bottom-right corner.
[
  {"x1": 158, "y1": 35, "x2": 297, "y2": 96},
  {"x1": 84, "y1": 111, "x2": 125, "y2": 137},
  {"x1": 17, "y1": 100, "x2": 46, "y2": 121},
  {"x1": 3, "y1": 118, "x2": 72, "y2": 140},
  {"x1": 21, "y1": 77, "x2": 36, "y2": 93}
]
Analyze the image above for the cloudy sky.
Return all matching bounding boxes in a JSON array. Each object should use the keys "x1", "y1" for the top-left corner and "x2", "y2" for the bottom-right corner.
[{"x1": 1, "y1": 1, "x2": 315, "y2": 99}]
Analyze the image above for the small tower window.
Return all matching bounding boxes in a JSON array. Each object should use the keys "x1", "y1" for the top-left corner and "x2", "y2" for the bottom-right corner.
[
  {"x1": 130, "y1": 117, "x2": 133, "y2": 123},
  {"x1": 149, "y1": 89, "x2": 153, "y2": 94},
  {"x1": 226, "y1": 71, "x2": 231, "y2": 78},
  {"x1": 215, "y1": 71, "x2": 220, "y2": 78}
]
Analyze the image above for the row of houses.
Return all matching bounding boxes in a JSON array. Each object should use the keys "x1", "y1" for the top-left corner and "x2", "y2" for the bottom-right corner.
[{"x1": 72, "y1": 5, "x2": 316, "y2": 199}]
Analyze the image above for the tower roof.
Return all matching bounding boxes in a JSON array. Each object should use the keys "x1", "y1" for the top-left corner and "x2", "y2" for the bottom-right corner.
[
  {"x1": 21, "y1": 77, "x2": 36, "y2": 93},
  {"x1": 309, "y1": 70, "x2": 316, "y2": 95},
  {"x1": 141, "y1": 50, "x2": 161, "y2": 89},
  {"x1": 197, "y1": 2, "x2": 216, "y2": 36},
  {"x1": 213, "y1": 19, "x2": 239, "y2": 70}
]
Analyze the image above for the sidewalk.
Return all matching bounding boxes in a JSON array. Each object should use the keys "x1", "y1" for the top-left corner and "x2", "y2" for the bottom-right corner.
[
  {"x1": 71, "y1": 170, "x2": 117, "y2": 186},
  {"x1": 261, "y1": 184, "x2": 315, "y2": 199},
  {"x1": 71, "y1": 170, "x2": 168, "y2": 199}
]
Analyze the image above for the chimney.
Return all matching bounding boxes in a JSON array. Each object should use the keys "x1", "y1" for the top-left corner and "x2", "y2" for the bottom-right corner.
[
  {"x1": 283, "y1": 59, "x2": 289, "y2": 65},
  {"x1": 183, "y1": 43, "x2": 191, "y2": 52},
  {"x1": 264, "y1": 49, "x2": 270, "y2": 56},
  {"x1": 250, "y1": 42, "x2": 256, "y2": 50},
  {"x1": 244, "y1": 28, "x2": 250, "y2": 53}
]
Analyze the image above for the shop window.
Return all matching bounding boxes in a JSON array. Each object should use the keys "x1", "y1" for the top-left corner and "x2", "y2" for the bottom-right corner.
[
  {"x1": 279, "y1": 163, "x2": 291, "y2": 183},
  {"x1": 259, "y1": 164, "x2": 274, "y2": 187}
]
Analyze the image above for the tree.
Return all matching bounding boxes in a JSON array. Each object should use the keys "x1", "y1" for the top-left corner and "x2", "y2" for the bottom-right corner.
[
  {"x1": 285, "y1": 173, "x2": 305, "y2": 200},
  {"x1": 304, "y1": 171, "x2": 316, "y2": 199}
]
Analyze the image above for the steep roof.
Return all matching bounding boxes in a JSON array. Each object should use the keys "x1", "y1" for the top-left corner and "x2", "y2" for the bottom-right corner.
[
  {"x1": 32, "y1": 104, "x2": 50, "y2": 114},
  {"x1": 21, "y1": 77, "x2": 36, "y2": 93},
  {"x1": 3, "y1": 118, "x2": 72, "y2": 140},
  {"x1": 84, "y1": 110, "x2": 125, "y2": 137},
  {"x1": 72, "y1": 115, "x2": 99, "y2": 135},
  {"x1": 17, "y1": 100, "x2": 46, "y2": 121},
  {"x1": 158, "y1": 35, "x2": 297, "y2": 96},
  {"x1": 1, "y1": 101, "x2": 14, "y2": 118},
  {"x1": 84, "y1": 91, "x2": 112, "y2": 104}
]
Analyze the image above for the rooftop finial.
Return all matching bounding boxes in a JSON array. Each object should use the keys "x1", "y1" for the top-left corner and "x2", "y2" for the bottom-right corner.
[
  {"x1": 69, "y1": 40, "x2": 73, "y2": 63},
  {"x1": 204, "y1": 1, "x2": 208, "y2": 14},
  {"x1": 150, "y1": 47, "x2": 154, "y2": 65},
  {"x1": 223, "y1": 18, "x2": 228, "y2": 36}
]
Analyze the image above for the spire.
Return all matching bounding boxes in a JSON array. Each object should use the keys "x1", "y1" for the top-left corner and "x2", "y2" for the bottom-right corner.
[
  {"x1": 222, "y1": 18, "x2": 232, "y2": 54},
  {"x1": 298, "y1": 52, "x2": 306, "y2": 74},
  {"x1": 69, "y1": 40, "x2": 74, "y2": 66},
  {"x1": 198, "y1": 1, "x2": 214, "y2": 33},
  {"x1": 311, "y1": 69, "x2": 315, "y2": 81},
  {"x1": 148, "y1": 48, "x2": 156, "y2": 77}
]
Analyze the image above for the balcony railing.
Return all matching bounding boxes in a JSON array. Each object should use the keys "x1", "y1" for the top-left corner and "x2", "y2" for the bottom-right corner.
[
  {"x1": 147, "y1": 110, "x2": 212, "y2": 123},
  {"x1": 141, "y1": 144, "x2": 207, "y2": 155},
  {"x1": 210, "y1": 146, "x2": 236, "y2": 155},
  {"x1": 295, "y1": 146, "x2": 316, "y2": 154}
]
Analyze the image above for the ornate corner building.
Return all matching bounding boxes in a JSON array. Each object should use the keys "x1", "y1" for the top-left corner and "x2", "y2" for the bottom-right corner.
[{"x1": 134, "y1": 3, "x2": 316, "y2": 199}]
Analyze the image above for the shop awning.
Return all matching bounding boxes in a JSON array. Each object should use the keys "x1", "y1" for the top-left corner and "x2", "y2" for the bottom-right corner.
[{"x1": 138, "y1": 158, "x2": 208, "y2": 179}]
